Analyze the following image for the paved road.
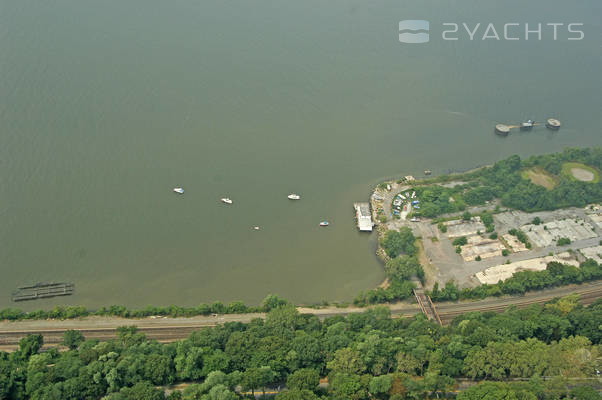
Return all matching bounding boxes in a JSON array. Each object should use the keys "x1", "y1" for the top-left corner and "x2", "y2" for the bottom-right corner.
[{"x1": 1, "y1": 281, "x2": 601, "y2": 351}]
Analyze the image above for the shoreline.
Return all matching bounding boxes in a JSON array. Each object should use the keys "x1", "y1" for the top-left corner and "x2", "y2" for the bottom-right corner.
[{"x1": 2, "y1": 280, "x2": 601, "y2": 351}]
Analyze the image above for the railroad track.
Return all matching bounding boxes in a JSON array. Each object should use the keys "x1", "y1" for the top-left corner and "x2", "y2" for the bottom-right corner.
[
  {"x1": 1, "y1": 282, "x2": 601, "y2": 350},
  {"x1": 438, "y1": 285, "x2": 602, "y2": 323},
  {"x1": 0, "y1": 325, "x2": 214, "y2": 347}
]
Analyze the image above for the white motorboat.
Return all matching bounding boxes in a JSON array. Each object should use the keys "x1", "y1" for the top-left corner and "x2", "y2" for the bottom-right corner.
[
  {"x1": 173, "y1": 187, "x2": 184, "y2": 194},
  {"x1": 520, "y1": 119, "x2": 535, "y2": 130},
  {"x1": 287, "y1": 194, "x2": 301, "y2": 200},
  {"x1": 253, "y1": 226, "x2": 260, "y2": 231},
  {"x1": 319, "y1": 221, "x2": 329, "y2": 226},
  {"x1": 221, "y1": 198, "x2": 233, "y2": 204}
]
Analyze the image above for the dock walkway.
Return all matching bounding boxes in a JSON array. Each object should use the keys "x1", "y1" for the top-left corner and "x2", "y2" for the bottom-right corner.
[{"x1": 12, "y1": 282, "x2": 74, "y2": 302}]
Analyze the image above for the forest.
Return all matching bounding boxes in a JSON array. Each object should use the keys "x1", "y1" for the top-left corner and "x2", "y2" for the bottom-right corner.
[
  {"x1": 353, "y1": 227, "x2": 421, "y2": 306},
  {"x1": 409, "y1": 147, "x2": 602, "y2": 219},
  {"x1": 1, "y1": 296, "x2": 601, "y2": 400}
]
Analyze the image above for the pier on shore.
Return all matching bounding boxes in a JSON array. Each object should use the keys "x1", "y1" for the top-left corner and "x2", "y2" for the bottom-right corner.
[{"x1": 354, "y1": 202, "x2": 373, "y2": 232}]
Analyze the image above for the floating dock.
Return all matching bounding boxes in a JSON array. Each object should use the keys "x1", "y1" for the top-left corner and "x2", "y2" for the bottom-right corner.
[
  {"x1": 12, "y1": 282, "x2": 74, "y2": 302},
  {"x1": 495, "y1": 117, "x2": 560, "y2": 136},
  {"x1": 546, "y1": 118, "x2": 561, "y2": 130},
  {"x1": 354, "y1": 202, "x2": 373, "y2": 232},
  {"x1": 495, "y1": 124, "x2": 511, "y2": 136}
]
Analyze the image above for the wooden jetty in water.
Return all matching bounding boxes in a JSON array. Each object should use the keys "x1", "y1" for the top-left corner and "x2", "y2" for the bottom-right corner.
[{"x1": 12, "y1": 282, "x2": 74, "y2": 302}]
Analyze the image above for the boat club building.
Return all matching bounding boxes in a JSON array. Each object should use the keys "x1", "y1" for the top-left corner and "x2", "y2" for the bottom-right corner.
[{"x1": 354, "y1": 202, "x2": 373, "y2": 232}]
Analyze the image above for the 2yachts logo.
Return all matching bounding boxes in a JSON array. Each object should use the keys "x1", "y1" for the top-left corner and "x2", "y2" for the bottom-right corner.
[
  {"x1": 398, "y1": 20, "x2": 430, "y2": 43},
  {"x1": 399, "y1": 20, "x2": 585, "y2": 43}
]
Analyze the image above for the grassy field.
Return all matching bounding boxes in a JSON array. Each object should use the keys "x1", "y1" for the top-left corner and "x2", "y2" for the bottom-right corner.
[
  {"x1": 561, "y1": 162, "x2": 600, "y2": 183},
  {"x1": 521, "y1": 167, "x2": 558, "y2": 189}
]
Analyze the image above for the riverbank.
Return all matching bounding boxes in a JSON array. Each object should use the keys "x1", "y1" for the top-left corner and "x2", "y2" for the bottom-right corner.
[
  {"x1": 367, "y1": 148, "x2": 602, "y2": 303},
  {"x1": 2, "y1": 281, "x2": 601, "y2": 351}
]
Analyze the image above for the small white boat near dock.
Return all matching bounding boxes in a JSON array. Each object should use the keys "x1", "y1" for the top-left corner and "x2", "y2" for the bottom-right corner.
[
  {"x1": 287, "y1": 194, "x2": 301, "y2": 200},
  {"x1": 221, "y1": 198, "x2": 233, "y2": 204},
  {"x1": 173, "y1": 187, "x2": 184, "y2": 194}
]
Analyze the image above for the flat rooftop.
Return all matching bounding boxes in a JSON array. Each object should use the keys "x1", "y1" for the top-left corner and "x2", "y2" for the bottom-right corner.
[{"x1": 354, "y1": 202, "x2": 373, "y2": 231}]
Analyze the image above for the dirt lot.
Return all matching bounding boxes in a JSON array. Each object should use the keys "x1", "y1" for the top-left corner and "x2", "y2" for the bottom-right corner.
[
  {"x1": 562, "y1": 162, "x2": 600, "y2": 183},
  {"x1": 571, "y1": 168, "x2": 595, "y2": 181},
  {"x1": 521, "y1": 167, "x2": 557, "y2": 189},
  {"x1": 444, "y1": 218, "x2": 485, "y2": 238}
]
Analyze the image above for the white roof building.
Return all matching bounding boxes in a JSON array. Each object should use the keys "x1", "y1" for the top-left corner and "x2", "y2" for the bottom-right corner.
[{"x1": 354, "y1": 202, "x2": 373, "y2": 232}]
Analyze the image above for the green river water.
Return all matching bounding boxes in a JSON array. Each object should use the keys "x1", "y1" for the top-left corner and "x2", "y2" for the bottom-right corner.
[{"x1": 1, "y1": 0, "x2": 601, "y2": 309}]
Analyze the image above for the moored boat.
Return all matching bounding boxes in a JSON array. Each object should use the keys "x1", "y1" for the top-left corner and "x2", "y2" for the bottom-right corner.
[
  {"x1": 221, "y1": 198, "x2": 233, "y2": 204},
  {"x1": 319, "y1": 221, "x2": 329, "y2": 226},
  {"x1": 173, "y1": 187, "x2": 184, "y2": 194},
  {"x1": 287, "y1": 194, "x2": 301, "y2": 200},
  {"x1": 520, "y1": 119, "x2": 535, "y2": 130}
]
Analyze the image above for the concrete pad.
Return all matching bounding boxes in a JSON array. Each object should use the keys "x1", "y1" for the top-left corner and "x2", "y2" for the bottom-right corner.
[
  {"x1": 579, "y1": 245, "x2": 602, "y2": 264},
  {"x1": 502, "y1": 234, "x2": 528, "y2": 252},
  {"x1": 461, "y1": 237, "x2": 505, "y2": 262},
  {"x1": 589, "y1": 213, "x2": 602, "y2": 229},
  {"x1": 522, "y1": 218, "x2": 597, "y2": 247},
  {"x1": 475, "y1": 252, "x2": 578, "y2": 284}
]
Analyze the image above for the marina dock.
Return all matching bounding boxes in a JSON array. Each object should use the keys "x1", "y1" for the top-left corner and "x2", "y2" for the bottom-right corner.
[
  {"x1": 354, "y1": 202, "x2": 373, "y2": 232},
  {"x1": 495, "y1": 117, "x2": 561, "y2": 136},
  {"x1": 12, "y1": 282, "x2": 74, "y2": 302}
]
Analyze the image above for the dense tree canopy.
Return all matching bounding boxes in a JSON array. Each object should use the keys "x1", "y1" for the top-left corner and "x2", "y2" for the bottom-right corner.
[
  {"x1": 380, "y1": 228, "x2": 417, "y2": 258},
  {"x1": 356, "y1": 228, "x2": 420, "y2": 306},
  {"x1": 410, "y1": 147, "x2": 602, "y2": 218},
  {"x1": 1, "y1": 296, "x2": 601, "y2": 400}
]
